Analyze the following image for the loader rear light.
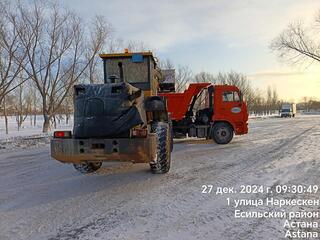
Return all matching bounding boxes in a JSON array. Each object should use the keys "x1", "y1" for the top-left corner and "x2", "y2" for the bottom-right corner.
[
  {"x1": 131, "y1": 128, "x2": 148, "y2": 138},
  {"x1": 54, "y1": 131, "x2": 72, "y2": 138}
]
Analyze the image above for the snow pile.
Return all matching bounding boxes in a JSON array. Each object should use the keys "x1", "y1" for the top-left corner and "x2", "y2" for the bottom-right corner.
[
  {"x1": 0, "y1": 115, "x2": 72, "y2": 152},
  {"x1": 0, "y1": 135, "x2": 50, "y2": 153},
  {"x1": 0, "y1": 115, "x2": 73, "y2": 140}
]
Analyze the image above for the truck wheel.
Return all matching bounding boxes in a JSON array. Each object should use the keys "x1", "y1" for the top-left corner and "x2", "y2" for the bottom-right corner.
[
  {"x1": 150, "y1": 122, "x2": 171, "y2": 174},
  {"x1": 73, "y1": 161, "x2": 102, "y2": 174},
  {"x1": 212, "y1": 122, "x2": 233, "y2": 144}
]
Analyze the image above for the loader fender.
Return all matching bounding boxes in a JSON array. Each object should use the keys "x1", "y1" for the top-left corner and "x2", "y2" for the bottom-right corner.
[
  {"x1": 144, "y1": 96, "x2": 169, "y2": 122},
  {"x1": 144, "y1": 96, "x2": 167, "y2": 111}
]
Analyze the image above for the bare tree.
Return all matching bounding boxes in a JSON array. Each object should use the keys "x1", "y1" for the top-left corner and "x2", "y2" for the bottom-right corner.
[
  {"x1": 126, "y1": 40, "x2": 148, "y2": 52},
  {"x1": 0, "y1": 93, "x2": 15, "y2": 134},
  {"x1": 0, "y1": 1, "x2": 27, "y2": 106},
  {"x1": 84, "y1": 15, "x2": 109, "y2": 84},
  {"x1": 2, "y1": 95, "x2": 9, "y2": 134},
  {"x1": 159, "y1": 58, "x2": 175, "y2": 70},
  {"x1": 13, "y1": 77, "x2": 30, "y2": 131},
  {"x1": 266, "y1": 86, "x2": 272, "y2": 115},
  {"x1": 302, "y1": 96, "x2": 311, "y2": 112},
  {"x1": 63, "y1": 92, "x2": 73, "y2": 125},
  {"x1": 250, "y1": 88, "x2": 266, "y2": 115},
  {"x1": 105, "y1": 38, "x2": 148, "y2": 54},
  {"x1": 106, "y1": 38, "x2": 124, "y2": 53},
  {"x1": 271, "y1": 87, "x2": 279, "y2": 112},
  {"x1": 28, "y1": 83, "x2": 38, "y2": 126},
  {"x1": 175, "y1": 65, "x2": 193, "y2": 92},
  {"x1": 194, "y1": 71, "x2": 215, "y2": 83},
  {"x1": 214, "y1": 71, "x2": 251, "y2": 96},
  {"x1": 11, "y1": 1, "x2": 110, "y2": 132},
  {"x1": 270, "y1": 12, "x2": 320, "y2": 65}
]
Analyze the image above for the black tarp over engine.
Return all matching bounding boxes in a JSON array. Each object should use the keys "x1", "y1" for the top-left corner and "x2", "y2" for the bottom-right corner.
[{"x1": 73, "y1": 82, "x2": 146, "y2": 138}]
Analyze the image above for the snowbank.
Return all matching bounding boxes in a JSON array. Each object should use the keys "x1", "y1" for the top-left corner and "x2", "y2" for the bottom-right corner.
[{"x1": 0, "y1": 115, "x2": 73, "y2": 140}]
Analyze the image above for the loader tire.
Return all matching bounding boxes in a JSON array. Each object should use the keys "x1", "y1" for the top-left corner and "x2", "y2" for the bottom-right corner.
[
  {"x1": 169, "y1": 120, "x2": 173, "y2": 152},
  {"x1": 212, "y1": 122, "x2": 233, "y2": 144},
  {"x1": 150, "y1": 122, "x2": 171, "y2": 174},
  {"x1": 73, "y1": 161, "x2": 102, "y2": 174}
]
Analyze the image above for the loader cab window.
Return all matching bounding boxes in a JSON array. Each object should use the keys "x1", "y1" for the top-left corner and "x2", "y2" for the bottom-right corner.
[
  {"x1": 223, "y1": 91, "x2": 240, "y2": 102},
  {"x1": 85, "y1": 98, "x2": 104, "y2": 117},
  {"x1": 104, "y1": 58, "x2": 149, "y2": 83}
]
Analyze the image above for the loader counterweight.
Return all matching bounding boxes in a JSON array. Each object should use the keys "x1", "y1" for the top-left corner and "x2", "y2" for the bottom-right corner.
[{"x1": 51, "y1": 136, "x2": 157, "y2": 164}]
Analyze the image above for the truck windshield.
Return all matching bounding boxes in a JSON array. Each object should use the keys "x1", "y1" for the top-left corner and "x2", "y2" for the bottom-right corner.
[
  {"x1": 222, "y1": 91, "x2": 240, "y2": 102},
  {"x1": 282, "y1": 109, "x2": 290, "y2": 112}
]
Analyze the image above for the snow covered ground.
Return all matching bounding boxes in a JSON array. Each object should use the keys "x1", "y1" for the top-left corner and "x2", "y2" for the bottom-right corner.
[
  {"x1": 0, "y1": 113, "x2": 281, "y2": 140},
  {"x1": 0, "y1": 115, "x2": 73, "y2": 152},
  {"x1": 0, "y1": 115, "x2": 73, "y2": 140},
  {"x1": 0, "y1": 115, "x2": 320, "y2": 240}
]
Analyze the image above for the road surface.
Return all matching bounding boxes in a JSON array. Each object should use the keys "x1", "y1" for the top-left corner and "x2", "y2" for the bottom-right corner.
[{"x1": 1, "y1": 115, "x2": 320, "y2": 240}]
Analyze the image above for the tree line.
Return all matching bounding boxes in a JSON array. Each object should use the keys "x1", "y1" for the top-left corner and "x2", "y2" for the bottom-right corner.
[
  {"x1": 160, "y1": 59, "x2": 284, "y2": 115},
  {"x1": 0, "y1": 0, "x2": 144, "y2": 133},
  {"x1": 1, "y1": 0, "x2": 320, "y2": 134}
]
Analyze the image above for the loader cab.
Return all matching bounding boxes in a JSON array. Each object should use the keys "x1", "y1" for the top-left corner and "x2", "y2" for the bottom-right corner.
[{"x1": 99, "y1": 51, "x2": 159, "y2": 97}]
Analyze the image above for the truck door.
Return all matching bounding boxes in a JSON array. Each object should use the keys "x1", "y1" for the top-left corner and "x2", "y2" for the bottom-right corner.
[{"x1": 214, "y1": 87, "x2": 248, "y2": 135}]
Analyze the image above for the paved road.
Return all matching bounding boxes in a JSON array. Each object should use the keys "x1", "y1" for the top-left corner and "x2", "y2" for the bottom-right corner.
[{"x1": 1, "y1": 115, "x2": 320, "y2": 240}]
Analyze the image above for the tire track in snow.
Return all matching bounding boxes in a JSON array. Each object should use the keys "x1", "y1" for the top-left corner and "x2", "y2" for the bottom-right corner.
[{"x1": 48, "y1": 124, "x2": 317, "y2": 240}]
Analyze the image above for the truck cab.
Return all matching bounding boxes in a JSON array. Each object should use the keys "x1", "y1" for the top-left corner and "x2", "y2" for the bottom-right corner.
[{"x1": 213, "y1": 85, "x2": 248, "y2": 135}]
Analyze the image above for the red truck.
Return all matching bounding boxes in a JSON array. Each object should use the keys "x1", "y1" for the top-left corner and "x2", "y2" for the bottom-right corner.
[{"x1": 159, "y1": 83, "x2": 248, "y2": 144}]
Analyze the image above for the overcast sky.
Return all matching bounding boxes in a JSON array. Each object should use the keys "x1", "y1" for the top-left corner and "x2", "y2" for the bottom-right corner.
[{"x1": 60, "y1": 0, "x2": 320, "y2": 101}]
